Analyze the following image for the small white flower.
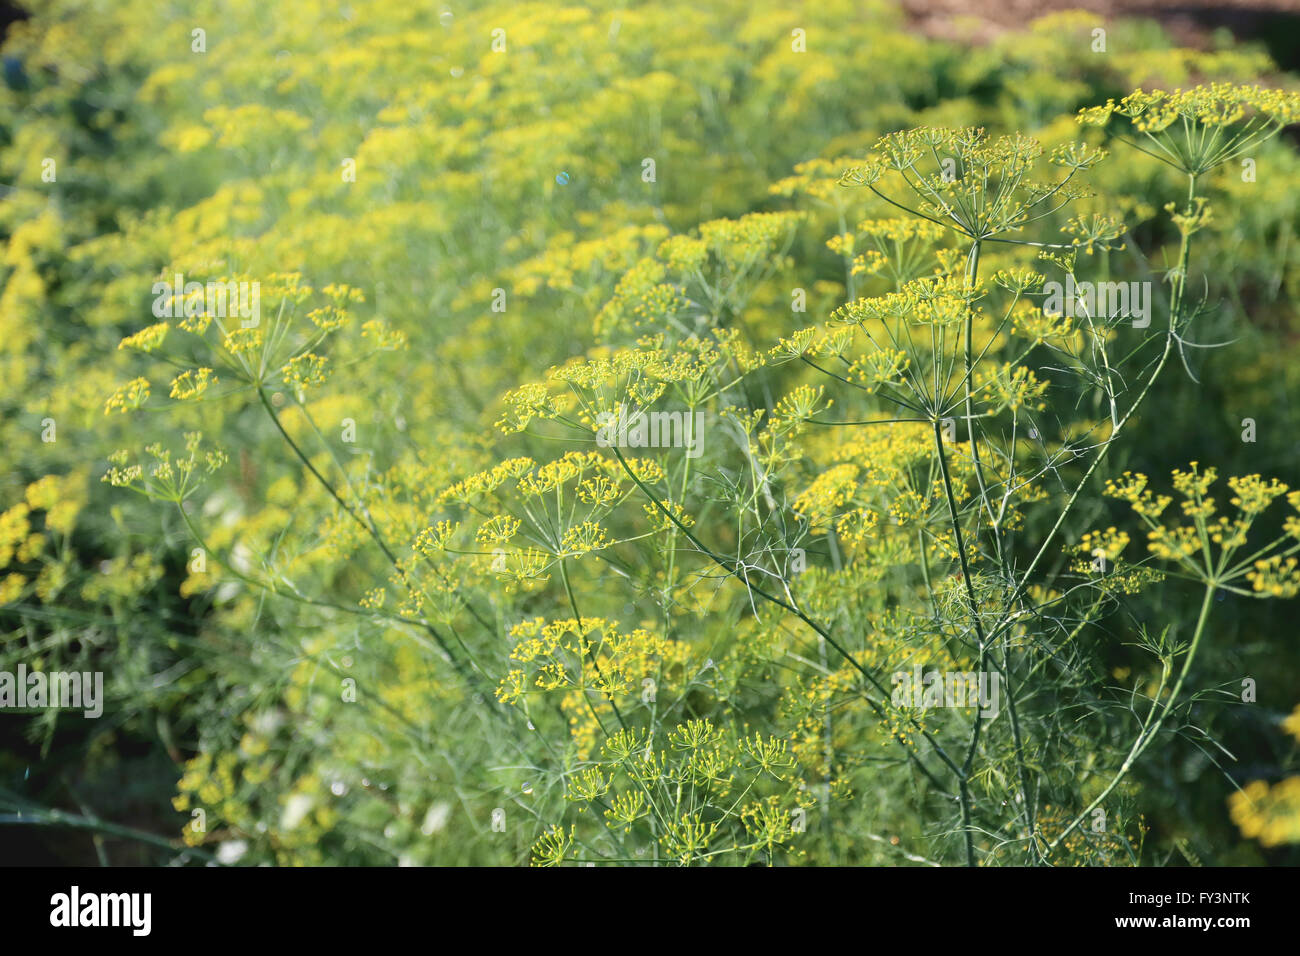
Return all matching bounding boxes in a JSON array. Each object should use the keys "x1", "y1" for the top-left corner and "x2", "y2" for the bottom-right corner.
[
  {"x1": 280, "y1": 793, "x2": 314, "y2": 830},
  {"x1": 421, "y1": 801, "x2": 452, "y2": 835},
  {"x1": 217, "y1": 840, "x2": 248, "y2": 864}
]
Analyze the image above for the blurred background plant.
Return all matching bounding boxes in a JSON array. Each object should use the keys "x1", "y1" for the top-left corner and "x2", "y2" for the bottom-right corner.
[{"x1": 2, "y1": 0, "x2": 1298, "y2": 865}]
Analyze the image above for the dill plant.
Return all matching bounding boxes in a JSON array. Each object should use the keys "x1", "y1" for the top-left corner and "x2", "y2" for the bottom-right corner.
[
  {"x1": 13, "y1": 0, "x2": 1282, "y2": 865},
  {"x1": 93, "y1": 81, "x2": 1300, "y2": 866},
  {"x1": 468, "y1": 84, "x2": 1300, "y2": 864}
]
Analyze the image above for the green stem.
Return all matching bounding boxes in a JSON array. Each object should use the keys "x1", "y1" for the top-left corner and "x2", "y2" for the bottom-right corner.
[
  {"x1": 1047, "y1": 581, "x2": 1215, "y2": 854},
  {"x1": 254, "y1": 387, "x2": 500, "y2": 711},
  {"x1": 932, "y1": 420, "x2": 987, "y2": 868}
]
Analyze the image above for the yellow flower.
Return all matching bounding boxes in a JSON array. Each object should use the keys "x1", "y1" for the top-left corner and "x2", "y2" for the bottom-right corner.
[
  {"x1": 170, "y1": 367, "x2": 217, "y2": 400},
  {"x1": 104, "y1": 377, "x2": 150, "y2": 414},
  {"x1": 1229, "y1": 777, "x2": 1300, "y2": 847},
  {"x1": 118, "y1": 321, "x2": 169, "y2": 353}
]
